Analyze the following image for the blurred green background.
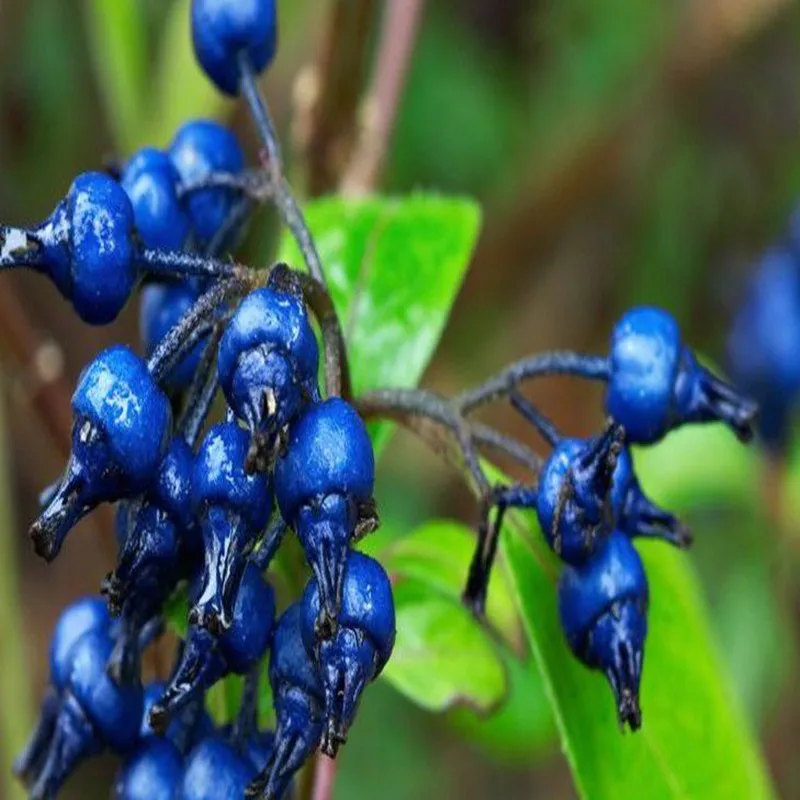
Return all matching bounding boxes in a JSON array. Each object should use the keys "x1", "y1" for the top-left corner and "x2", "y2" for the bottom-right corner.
[{"x1": 1, "y1": 0, "x2": 799, "y2": 798}]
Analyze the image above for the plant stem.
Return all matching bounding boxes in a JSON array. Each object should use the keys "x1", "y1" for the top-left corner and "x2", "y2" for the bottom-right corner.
[
  {"x1": 0, "y1": 376, "x2": 34, "y2": 800},
  {"x1": 311, "y1": 754, "x2": 339, "y2": 800},
  {"x1": 341, "y1": 0, "x2": 427, "y2": 194}
]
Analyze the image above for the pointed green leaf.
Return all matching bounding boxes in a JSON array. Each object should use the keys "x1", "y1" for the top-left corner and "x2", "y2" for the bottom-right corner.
[
  {"x1": 502, "y1": 512, "x2": 775, "y2": 799},
  {"x1": 382, "y1": 580, "x2": 506, "y2": 713}
]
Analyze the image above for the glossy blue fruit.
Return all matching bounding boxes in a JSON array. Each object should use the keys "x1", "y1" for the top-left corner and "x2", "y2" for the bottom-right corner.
[
  {"x1": 114, "y1": 738, "x2": 183, "y2": 800},
  {"x1": 180, "y1": 736, "x2": 257, "y2": 800},
  {"x1": 169, "y1": 120, "x2": 245, "y2": 248},
  {"x1": 49, "y1": 596, "x2": 112, "y2": 691},
  {"x1": 558, "y1": 531, "x2": 648, "y2": 731},
  {"x1": 190, "y1": 422, "x2": 273, "y2": 633},
  {"x1": 139, "y1": 681, "x2": 214, "y2": 749},
  {"x1": 30, "y1": 346, "x2": 172, "y2": 562},
  {"x1": 727, "y1": 246, "x2": 800, "y2": 452},
  {"x1": 0, "y1": 172, "x2": 138, "y2": 324},
  {"x1": 606, "y1": 306, "x2": 757, "y2": 444},
  {"x1": 301, "y1": 552, "x2": 395, "y2": 756},
  {"x1": 121, "y1": 148, "x2": 191, "y2": 251},
  {"x1": 247, "y1": 604, "x2": 323, "y2": 800},
  {"x1": 275, "y1": 399, "x2": 376, "y2": 624},
  {"x1": 140, "y1": 281, "x2": 207, "y2": 390},
  {"x1": 26, "y1": 627, "x2": 144, "y2": 799},
  {"x1": 218, "y1": 285, "x2": 320, "y2": 468},
  {"x1": 150, "y1": 564, "x2": 275, "y2": 733},
  {"x1": 191, "y1": 0, "x2": 278, "y2": 96}
]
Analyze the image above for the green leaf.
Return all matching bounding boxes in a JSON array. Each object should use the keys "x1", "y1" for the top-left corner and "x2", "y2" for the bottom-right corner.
[
  {"x1": 378, "y1": 519, "x2": 520, "y2": 649},
  {"x1": 143, "y1": 0, "x2": 232, "y2": 147},
  {"x1": 278, "y1": 195, "x2": 481, "y2": 449},
  {"x1": 448, "y1": 648, "x2": 557, "y2": 766},
  {"x1": 502, "y1": 515, "x2": 775, "y2": 799},
  {"x1": 382, "y1": 580, "x2": 507, "y2": 713},
  {"x1": 83, "y1": 0, "x2": 149, "y2": 153}
]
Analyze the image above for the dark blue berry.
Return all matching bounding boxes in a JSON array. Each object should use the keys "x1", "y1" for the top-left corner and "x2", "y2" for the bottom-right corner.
[
  {"x1": 121, "y1": 148, "x2": 191, "y2": 251},
  {"x1": 190, "y1": 422, "x2": 273, "y2": 632},
  {"x1": 181, "y1": 735, "x2": 258, "y2": 800},
  {"x1": 558, "y1": 531, "x2": 648, "y2": 731},
  {"x1": 114, "y1": 737, "x2": 183, "y2": 800},
  {"x1": 606, "y1": 306, "x2": 757, "y2": 444},
  {"x1": 150, "y1": 563, "x2": 275, "y2": 732},
  {"x1": 301, "y1": 552, "x2": 395, "y2": 756},
  {"x1": 191, "y1": 0, "x2": 278, "y2": 96},
  {"x1": 49, "y1": 596, "x2": 112, "y2": 691},
  {"x1": 247, "y1": 604, "x2": 324, "y2": 800},
  {"x1": 140, "y1": 281, "x2": 207, "y2": 391},
  {"x1": 727, "y1": 246, "x2": 800, "y2": 453},
  {"x1": 169, "y1": 120, "x2": 245, "y2": 248},
  {"x1": 275, "y1": 399, "x2": 376, "y2": 625},
  {"x1": 30, "y1": 346, "x2": 172, "y2": 561},
  {"x1": 218, "y1": 284, "x2": 320, "y2": 469}
]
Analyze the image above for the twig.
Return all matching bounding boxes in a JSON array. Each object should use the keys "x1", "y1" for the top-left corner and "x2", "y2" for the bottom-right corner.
[
  {"x1": 294, "y1": 0, "x2": 379, "y2": 196},
  {"x1": 341, "y1": 0, "x2": 427, "y2": 195}
]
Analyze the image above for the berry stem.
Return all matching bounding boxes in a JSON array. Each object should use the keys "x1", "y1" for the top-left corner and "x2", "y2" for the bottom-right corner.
[
  {"x1": 508, "y1": 387, "x2": 561, "y2": 446},
  {"x1": 139, "y1": 248, "x2": 242, "y2": 280},
  {"x1": 456, "y1": 352, "x2": 611, "y2": 414},
  {"x1": 311, "y1": 754, "x2": 339, "y2": 800},
  {"x1": 237, "y1": 53, "x2": 329, "y2": 290},
  {"x1": 148, "y1": 278, "x2": 245, "y2": 384},
  {"x1": 177, "y1": 169, "x2": 271, "y2": 202}
]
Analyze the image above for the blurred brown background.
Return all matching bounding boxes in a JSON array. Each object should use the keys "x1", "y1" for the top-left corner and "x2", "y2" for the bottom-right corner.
[{"x1": 1, "y1": 0, "x2": 799, "y2": 798}]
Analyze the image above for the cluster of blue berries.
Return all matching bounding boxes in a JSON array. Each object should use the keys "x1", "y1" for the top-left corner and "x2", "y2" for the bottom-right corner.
[
  {"x1": 7, "y1": 1, "x2": 398, "y2": 798},
  {"x1": 5, "y1": 0, "x2": 760, "y2": 795},
  {"x1": 727, "y1": 213, "x2": 800, "y2": 455}
]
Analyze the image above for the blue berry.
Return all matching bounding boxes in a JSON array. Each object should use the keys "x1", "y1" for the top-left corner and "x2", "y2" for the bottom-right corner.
[
  {"x1": 26, "y1": 627, "x2": 144, "y2": 798},
  {"x1": 247, "y1": 604, "x2": 324, "y2": 800},
  {"x1": 30, "y1": 346, "x2": 172, "y2": 561},
  {"x1": 558, "y1": 531, "x2": 648, "y2": 730},
  {"x1": 150, "y1": 563, "x2": 275, "y2": 732},
  {"x1": 114, "y1": 737, "x2": 183, "y2": 800},
  {"x1": 727, "y1": 246, "x2": 800, "y2": 453},
  {"x1": 121, "y1": 148, "x2": 191, "y2": 251},
  {"x1": 606, "y1": 306, "x2": 757, "y2": 444},
  {"x1": 140, "y1": 281, "x2": 207, "y2": 391},
  {"x1": 191, "y1": 0, "x2": 278, "y2": 96},
  {"x1": 190, "y1": 422, "x2": 273, "y2": 632},
  {"x1": 218, "y1": 283, "x2": 320, "y2": 469},
  {"x1": 180, "y1": 736, "x2": 257, "y2": 800},
  {"x1": 301, "y1": 552, "x2": 395, "y2": 755},
  {"x1": 275, "y1": 399, "x2": 376, "y2": 625},
  {"x1": 49, "y1": 596, "x2": 112, "y2": 691},
  {"x1": 169, "y1": 120, "x2": 245, "y2": 248}
]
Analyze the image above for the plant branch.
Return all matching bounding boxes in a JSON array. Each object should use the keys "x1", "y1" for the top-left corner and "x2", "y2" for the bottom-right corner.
[
  {"x1": 341, "y1": 0, "x2": 427, "y2": 195},
  {"x1": 294, "y1": 0, "x2": 379, "y2": 196}
]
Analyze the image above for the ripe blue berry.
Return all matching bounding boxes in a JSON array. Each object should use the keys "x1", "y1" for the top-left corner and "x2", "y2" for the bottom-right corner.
[
  {"x1": 150, "y1": 563, "x2": 276, "y2": 732},
  {"x1": 247, "y1": 604, "x2": 324, "y2": 800},
  {"x1": 190, "y1": 422, "x2": 273, "y2": 632},
  {"x1": 121, "y1": 148, "x2": 191, "y2": 251},
  {"x1": 169, "y1": 120, "x2": 246, "y2": 248},
  {"x1": 30, "y1": 346, "x2": 172, "y2": 562},
  {"x1": 114, "y1": 737, "x2": 183, "y2": 800},
  {"x1": 727, "y1": 246, "x2": 800, "y2": 453},
  {"x1": 191, "y1": 0, "x2": 278, "y2": 96},
  {"x1": 558, "y1": 531, "x2": 648, "y2": 731},
  {"x1": 218, "y1": 282, "x2": 320, "y2": 470},
  {"x1": 140, "y1": 281, "x2": 207, "y2": 391},
  {"x1": 49, "y1": 596, "x2": 112, "y2": 691},
  {"x1": 180, "y1": 736, "x2": 258, "y2": 800},
  {"x1": 275, "y1": 399, "x2": 376, "y2": 626},
  {"x1": 301, "y1": 552, "x2": 395, "y2": 756},
  {"x1": 606, "y1": 306, "x2": 757, "y2": 444},
  {"x1": 26, "y1": 627, "x2": 144, "y2": 798}
]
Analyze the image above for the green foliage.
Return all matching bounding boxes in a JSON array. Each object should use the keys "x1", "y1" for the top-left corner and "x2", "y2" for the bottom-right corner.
[
  {"x1": 502, "y1": 505, "x2": 775, "y2": 799},
  {"x1": 278, "y1": 195, "x2": 481, "y2": 451}
]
